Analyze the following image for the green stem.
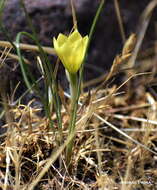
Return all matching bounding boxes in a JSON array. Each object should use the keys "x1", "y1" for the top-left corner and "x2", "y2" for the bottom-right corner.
[
  {"x1": 69, "y1": 73, "x2": 78, "y2": 112},
  {"x1": 66, "y1": 71, "x2": 78, "y2": 166}
]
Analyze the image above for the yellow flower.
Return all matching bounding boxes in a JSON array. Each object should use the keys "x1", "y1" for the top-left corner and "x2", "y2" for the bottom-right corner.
[{"x1": 53, "y1": 29, "x2": 88, "y2": 73}]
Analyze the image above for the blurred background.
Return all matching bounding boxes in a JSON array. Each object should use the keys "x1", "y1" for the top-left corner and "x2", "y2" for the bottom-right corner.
[{"x1": 0, "y1": 0, "x2": 157, "y2": 91}]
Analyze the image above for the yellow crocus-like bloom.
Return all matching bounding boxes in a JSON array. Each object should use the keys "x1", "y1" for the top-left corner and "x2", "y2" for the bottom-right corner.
[{"x1": 53, "y1": 29, "x2": 88, "y2": 73}]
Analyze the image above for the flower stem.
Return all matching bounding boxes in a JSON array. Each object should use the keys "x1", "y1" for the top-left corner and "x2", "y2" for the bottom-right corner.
[
  {"x1": 69, "y1": 73, "x2": 78, "y2": 109},
  {"x1": 66, "y1": 70, "x2": 78, "y2": 167}
]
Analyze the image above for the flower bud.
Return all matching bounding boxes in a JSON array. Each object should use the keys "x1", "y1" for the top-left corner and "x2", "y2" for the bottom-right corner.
[{"x1": 53, "y1": 29, "x2": 88, "y2": 73}]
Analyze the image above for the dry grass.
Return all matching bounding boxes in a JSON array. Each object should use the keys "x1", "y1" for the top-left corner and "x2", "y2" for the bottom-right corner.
[
  {"x1": 1, "y1": 0, "x2": 157, "y2": 190},
  {"x1": 1, "y1": 71, "x2": 157, "y2": 190}
]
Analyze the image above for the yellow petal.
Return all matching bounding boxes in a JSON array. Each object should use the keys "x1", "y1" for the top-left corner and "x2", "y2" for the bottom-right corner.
[
  {"x1": 57, "y1": 33, "x2": 68, "y2": 47},
  {"x1": 59, "y1": 42, "x2": 74, "y2": 72},
  {"x1": 68, "y1": 29, "x2": 82, "y2": 43},
  {"x1": 53, "y1": 37, "x2": 59, "y2": 53},
  {"x1": 72, "y1": 39, "x2": 85, "y2": 73},
  {"x1": 53, "y1": 37, "x2": 65, "y2": 65},
  {"x1": 53, "y1": 29, "x2": 88, "y2": 73},
  {"x1": 62, "y1": 38, "x2": 83, "y2": 73},
  {"x1": 82, "y1": 36, "x2": 88, "y2": 55}
]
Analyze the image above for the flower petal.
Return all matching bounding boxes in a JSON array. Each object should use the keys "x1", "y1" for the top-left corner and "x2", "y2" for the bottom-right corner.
[
  {"x1": 82, "y1": 36, "x2": 88, "y2": 55},
  {"x1": 53, "y1": 37, "x2": 59, "y2": 53},
  {"x1": 53, "y1": 37, "x2": 65, "y2": 65},
  {"x1": 72, "y1": 39, "x2": 85, "y2": 73},
  {"x1": 59, "y1": 42, "x2": 73, "y2": 72},
  {"x1": 57, "y1": 33, "x2": 68, "y2": 47},
  {"x1": 68, "y1": 29, "x2": 82, "y2": 43},
  {"x1": 53, "y1": 30, "x2": 88, "y2": 73}
]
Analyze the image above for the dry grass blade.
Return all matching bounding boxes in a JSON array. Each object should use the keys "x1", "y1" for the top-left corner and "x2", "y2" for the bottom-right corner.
[
  {"x1": 113, "y1": 114, "x2": 157, "y2": 126},
  {"x1": 26, "y1": 133, "x2": 75, "y2": 190},
  {"x1": 95, "y1": 33, "x2": 136, "y2": 93},
  {"x1": 0, "y1": 49, "x2": 30, "y2": 64},
  {"x1": 0, "y1": 47, "x2": 12, "y2": 68},
  {"x1": 127, "y1": 0, "x2": 157, "y2": 68},
  {"x1": 94, "y1": 113, "x2": 157, "y2": 155},
  {"x1": 0, "y1": 40, "x2": 55, "y2": 57},
  {"x1": 114, "y1": 0, "x2": 126, "y2": 43}
]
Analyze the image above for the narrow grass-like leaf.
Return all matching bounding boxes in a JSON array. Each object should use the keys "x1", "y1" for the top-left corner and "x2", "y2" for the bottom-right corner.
[
  {"x1": 15, "y1": 31, "x2": 55, "y2": 131},
  {"x1": 16, "y1": 32, "x2": 33, "y2": 91},
  {"x1": 19, "y1": 0, "x2": 62, "y2": 137}
]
